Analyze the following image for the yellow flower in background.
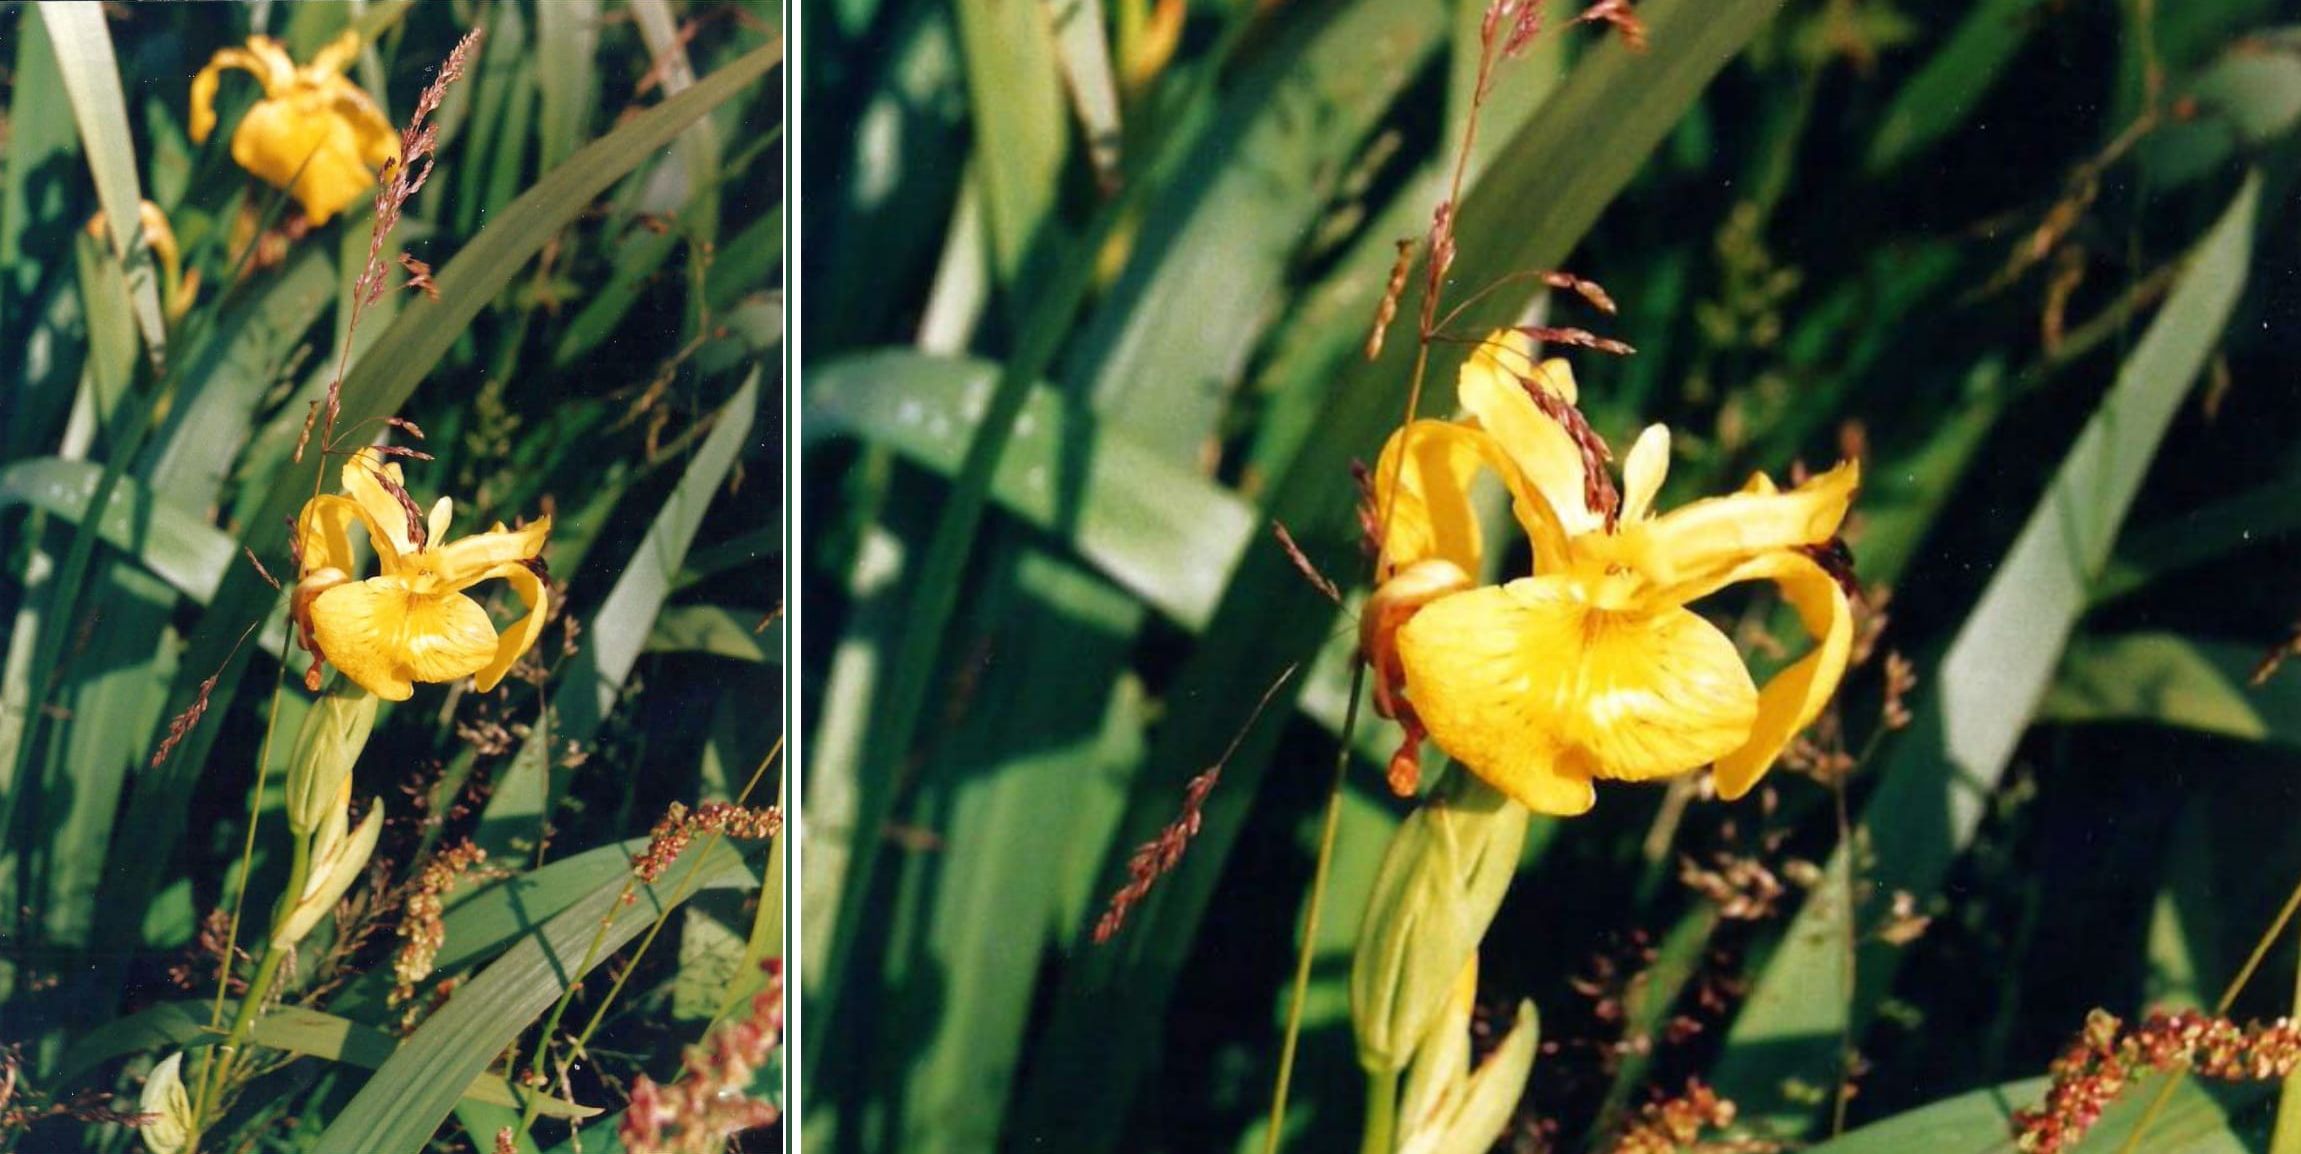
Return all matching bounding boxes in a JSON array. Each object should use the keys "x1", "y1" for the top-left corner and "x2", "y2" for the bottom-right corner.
[
  {"x1": 1364, "y1": 331, "x2": 1858, "y2": 815},
  {"x1": 85, "y1": 200, "x2": 200, "y2": 320},
  {"x1": 292, "y1": 448, "x2": 551, "y2": 701},
  {"x1": 191, "y1": 33, "x2": 400, "y2": 225}
]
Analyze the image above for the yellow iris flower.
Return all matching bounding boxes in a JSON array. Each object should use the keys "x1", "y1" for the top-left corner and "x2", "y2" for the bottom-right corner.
[
  {"x1": 292, "y1": 448, "x2": 551, "y2": 701},
  {"x1": 191, "y1": 33, "x2": 400, "y2": 225},
  {"x1": 1363, "y1": 331, "x2": 1859, "y2": 815}
]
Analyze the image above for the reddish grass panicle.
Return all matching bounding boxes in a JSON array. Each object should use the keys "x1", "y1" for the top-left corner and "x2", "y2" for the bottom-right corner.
[
  {"x1": 2013, "y1": 1008, "x2": 2301, "y2": 1153},
  {"x1": 619, "y1": 959, "x2": 785, "y2": 1154}
]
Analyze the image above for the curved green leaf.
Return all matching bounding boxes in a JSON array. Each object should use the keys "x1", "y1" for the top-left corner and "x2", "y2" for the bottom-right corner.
[
  {"x1": 312, "y1": 839, "x2": 757, "y2": 1154},
  {"x1": 1809, "y1": 1074, "x2": 2264, "y2": 1154}
]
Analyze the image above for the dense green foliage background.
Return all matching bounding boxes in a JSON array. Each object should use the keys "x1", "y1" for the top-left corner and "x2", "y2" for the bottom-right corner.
[
  {"x1": 0, "y1": 2, "x2": 783, "y2": 1151},
  {"x1": 801, "y1": 0, "x2": 2301, "y2": 1151}
]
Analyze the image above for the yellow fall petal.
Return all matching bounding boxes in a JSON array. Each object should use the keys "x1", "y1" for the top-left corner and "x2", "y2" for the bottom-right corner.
[
  {"x1": 1397, "y1": 578, "x2": 1757, "y2": 800},
  {"x1": 1630, "y1": 459, "x2": 1860, "y2": 594},
  {"x1": 1455, "y1": 333, "x2": 1601, "y2": 538},
  {"x1": 310, "y1": 577, "x2": 499, "y2": 701},
  {"x1": 1710, "y1": 551, "x2": 1855, "y2": 800},
  {"x1": 474, "y1": 561, "x2": 550, "y2": 693}
]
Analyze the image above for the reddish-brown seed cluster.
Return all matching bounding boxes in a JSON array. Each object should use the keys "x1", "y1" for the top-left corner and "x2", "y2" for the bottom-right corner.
[
  {"x1": 1604, "y1": 1080, "x2": 1770, "y2": 1154},
  {"x1": 1271, "y1": 521, "x2": 1341, "y2": 606},
  {"x1": 2013, "y1": 1008, "x2": 2301, "y2": 1153},
  {"x1": 619, "y1": 959, "x2": 784, "y2": 1154},
  {"x1": 633, "y1": 802, "x2": 785, "y2": 884},
  {"x1": 1678, "y1": 852, "x2": 1790, "y2": 922},
  {"x1": 1576, "y1": 0, "x2": 1648, "y2": 51},
  {"x1": 1093, "y1": 767, "x2": 1220, "y2": 944},
  {"x1": 1515, "y1": 370, "x2": 1622, "y2": 526},
  {"x1": 390, "y1": 840, "x2": 503, "y2": 1006}
]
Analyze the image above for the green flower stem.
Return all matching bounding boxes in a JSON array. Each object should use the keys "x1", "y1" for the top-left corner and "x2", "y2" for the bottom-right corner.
[
  {"x1": 189, "y1": 831, "x2": 310, "y2": 1151},
  {"x1": 1360, "y1": 1069, "x2": 1399, "y2": 1154}
]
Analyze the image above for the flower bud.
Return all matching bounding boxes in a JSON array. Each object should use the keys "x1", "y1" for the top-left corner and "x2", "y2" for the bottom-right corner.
[
  {"x1": 272, "y1": 790, "x2": 383, "y2": 948},
  {"x1": 1397, "y1": 998, "x2": 1539, "y2": 1154},
  {"x1": 1350, "y1": 769, "x2": 1528, "y2": 1074},
  {"x1": 285, "y1": 679, "x2": 378, "y2": 837},
  {"x1": 138, "y1": 1051, "x2": 193, "y2": 1154}
]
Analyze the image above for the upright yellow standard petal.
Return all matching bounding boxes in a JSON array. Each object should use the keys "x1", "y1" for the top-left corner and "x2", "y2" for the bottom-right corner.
[
  {"x1": 1455, "y1": 335, "x2": 1602, "y2": 538},
  {"x1": 339, "y1": 449, "x2": 417, "y2": 559},
  {"x1": 1395, "y1": 578, "x2": 1758, "y2": 811}
]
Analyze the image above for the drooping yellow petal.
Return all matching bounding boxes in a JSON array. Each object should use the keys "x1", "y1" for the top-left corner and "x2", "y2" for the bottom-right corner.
[
  {"x1": 189, "y1": 46, "x2": 274, "y2": 143},
  {"x1": 1710, "y1": 550, "x2": 1855, "y2": 800},
  {"x1": 310, "y1": 577, "x2": 499, "y2": 700},
  {"x1": 1396, "y1": 577, "x2": 1758, "y2": 804},
  {"x1": 339, "y1": 449, "x2": 415, "y2": 559},
  {"x1": 474, "y1": 561, "x2": 550, "y2": 693},
  {"x1": 1630, "y1": 459, "x2": 1860, "y2": 595},
  {"x1": 437, "y1": 517, "x2": 552, "y2": 590},
  {"x1": 1619, "y1": 423, "x2": 1671, "y2": 523},
  {"x1": 1455, "y1": 333, "x2": 1603, "y2": 539}
]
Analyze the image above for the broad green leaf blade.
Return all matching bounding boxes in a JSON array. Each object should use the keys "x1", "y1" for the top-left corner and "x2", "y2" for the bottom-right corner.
[
  {"x1": 249, "y1": 1007, "x2": 597, "y2": 1119},
  {"x1": 1712, "y1": 172, "x2": 2263, "y2": 1136},
  {"x1": 38, "y1": 1, "x2": 167, "y2": 367},
  {"x1": 952, "y1": 0, "x2": 1068, "y2": 285},
  {"x1": 1065, "y1": 0, "x2": 1444, "y2": 453},
  {"x1": 102, "y1": 37, "x2": 781, "y2": 964},
  {"x1": 645, "y1": 605, "x2": 780, "y2": 663},
  {"x1": 533, "y1": 0, "x2": 602, "y2": 172},
  {"x1": 803, "y1": 351, "x2": 1254, "y2": 629},
  {"x1": 312, "y1": 840, "x2": 757, "y2": 1154},
  {"x1": 1864, "y1": 0, "x2": 2051, "y2": 173},
  {"x1": 1808, "y1": 1074, "x2": 2264, "y2": 1154},
  {"x1": 0, "y1": 459, "x2": 234, "y2": 604},
  {"x1": 2039, "y1": 632, "x2": 2301, "y2": 747}
]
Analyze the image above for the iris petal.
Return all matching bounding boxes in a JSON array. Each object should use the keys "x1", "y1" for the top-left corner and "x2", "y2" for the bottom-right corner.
[
  {"x1": 1455, "y1": 334, "x2": 1603, "y2": 539},
  {"x1": 1396, "y1": 577, "x2": 1756, "y2": 804},
  {"x1": 474, "y1": 561, "x2": 549, "y2": 693},
  {"x1": 310, "y1": 577, "x2": 500, "y2": 700},
  {"x1": 438, "y1": 518, "x2": 551, "y2": 591},
  {"x1": 339, "y1": 449, "x2": 415, "y2": 558},
  {"x1": 1710, "y1": 551, "x2": 1855, "y2": 800},
  {"x1": 1629, "y1": 460, "x2": 1859, "y2": 595}
]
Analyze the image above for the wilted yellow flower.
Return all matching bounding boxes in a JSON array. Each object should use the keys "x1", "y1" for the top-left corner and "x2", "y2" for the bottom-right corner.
[
  {"x1": 292, "y1": 448, "x2": 550, "y2": 701},
  {"x1": 190, "y1": 33, "x2": 399, "y2": 225},
  {"x1": 1363, "y1": 331, "x2": 1858, "y2": 815},
  {"x1": 85, "y1": 201, "x2": 200, "y2": 320}
]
